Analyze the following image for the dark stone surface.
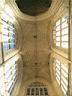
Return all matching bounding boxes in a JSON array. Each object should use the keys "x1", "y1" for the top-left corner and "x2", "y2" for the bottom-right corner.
[{"x1": 15, "y1": 0, "x2": 52, "y2": 16}]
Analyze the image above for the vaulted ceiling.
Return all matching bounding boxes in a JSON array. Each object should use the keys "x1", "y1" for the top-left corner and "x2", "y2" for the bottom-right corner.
[{"x1": 15, "y1": 0, "x2": 52, "y2": 16}]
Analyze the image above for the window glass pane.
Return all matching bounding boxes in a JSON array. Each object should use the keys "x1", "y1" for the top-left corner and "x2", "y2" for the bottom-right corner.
[
  {"x1": 36, "y1": 88, "x2": 39, "y2": 95},
  {"x1": 1, "y1": 13, "x2": 9, "y2": 22},
  {"x1": 61, "y1": 80, "x2": 68, "y2": 90},
  {"x1": 56, "y1": 20, "x2": 60, "y2": 26},
  {"x1": 40, "y1": 88, "x2": 44, "y2": 95},
  {"x1": 62, "y1": 17, "x2": 67, "y2": 22},
  {"x1": 9, "y1": 43, "x2": 15, "y2": 49},
  {"x1": 54, "y1": 59, "x2": 68, "y2": 96},
  {"x1": 61, "y1": 75, "x2": 68, "y2": 85},
  {"x1": 62, "y1": 35, "x2": 68, "y2": 41},
  {"x1": 53, "y1": 16, "x2": 69, "y2": 49},
  {"x1": 62, "y1": 21, "x2": 68, "y2": 29},
  {"x1": 61, "y1": 42, "x2": 68, "y2": 48},
  {"x1": 61, "y1": 64, "x2": 68, "y2": 73},
  {"x1": 61, "y1": 85, "x2": 67, "y2": 95},
  {"x1": 3, "y1": 43, "x2": 9, "y2": 50},
  {"x1": 2, "y1": 35, "x2": 9, "y2": 42},
  {"x1": 0, "y1": 65, "x2": 5, "y2": 96},
  {"x1": 62, "y1": 28, "x2": 68, "y2": 35},
  {"x1": 31, "y1": 88, "x2": 34, "y2": 95},
  {"x1": 56, "y1": 65, "x2": 60, "y2": 71},
  {"x1": 44, "y1": 88, "x2": 48, "y2": 95},
  {"x1": 0, "y1": 0, "x2": 5, "y2": 8},
  {"x1": 55, "y1": 59, "x2": 61, "y2": 85},
  {"x1": 2, "y1": 28, "x2": 9, "y2": 35},
  {"x1": 5, "y1": 61, "x2": 17, "y2": 94},
  {"x1": 27, "y1": 88, "x2": 30, "y2": 95},
  {"x1": 1, "y1": 13, "x2": 15, "y2": 61},
  {"x1": 56, "y1": 72, "x2": 60, "y2": 80},
  {"x1": 56, "y1": 31, "x2": 60, "y2": 36},
  {"x1": 61, "y1": 70, "x2": 68, "y2": 78},
  {"x1": 2, "y1": 22, "x2": 8, "y2": 29},
  {"x1": 0, "y1": 66, "x2": 4, "y2": 77},
  {"x1": 56, "y1": 37, "x2": 60, "y2": 41},
  {"x1": 56, "y1": 42, "x2": 60, "y2": 47},
  {"x1": 56, "y1": 25, "x2": 60, "y2": 31}
]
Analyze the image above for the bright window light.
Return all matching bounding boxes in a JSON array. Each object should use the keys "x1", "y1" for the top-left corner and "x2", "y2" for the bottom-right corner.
[
  {"x1": 0, "y1": 66, "x2": 3, "y2": 77},
  {"x1": 1, "y1": 12, "x2": 9, "y2": 22},
  {"x1": 5, "y1": 61, "x2": 17, "y2": 94},
  {"x1": 2, "y1": 29, "x2": 9, "y2": 35},
  {"x1": 61, "y1": 75, "x2": 68, "y2": 85},
  {"x1": 54, "y1": 59, "x2": 68, "y2": 96},
  {"x1": 56, "y1": 26, "x2": 60, "y2": 31},
  {"x1": 5, "y1": 71, "x2": 11, "y2": 79},
  {"x1": 62, "y1": 21, "x2": 68, "y2": 29},
  {"x1": 3, "y1": 43, "x2": 9, "y2": 50},
  {"x1": 61, "y1": 81, "x2": 67, "y2": 91},
  {"x1": 53, "y1": 16, "x2": 69, "y2": 49},
  {"x1": 56, "y1": 72, "x2": 60, "y2": 80},
  {"x1": 62, "y1": 28, "x2": 68, "y2": 35},
  {"x1": 62, "y1": 35, "x2": 68, "y2": 41},
  {"x1": 56, "y1": 20, "x2": 60, "y2": 26},
  {"x1": 2, "y1": 22, "x2": 8, "y2": 29},
  {"x1": 56, "y1": 65, "x2": 60, "y2": 71},
  {"x1": 2, "y1": 35, "x2": 9, "y2": 42},
  {"x1": 61, "y1": 42, "x2": 68, "y2": 48},
  {"x1": 61, "y1": 64, "x2": 68, "y2": 73},
  {"x1": 0, "y1": 0, "x2": 5, "y2": 8},
  {"x1": 56, "y1": 31, "x2": 60, "y2": 36},
  {"x1": 61, "y1": 70, "x2": 68, "y2": 78},
  {"x1": 5, "y1": 63, "x2": 12, "y2": 72},
  {"x1": 61, "y1": 85, "x2": 67, "y2": 95},
  {"x1": 56, "y1": 37, "x2": 60, "y2": 41},
  {"x1": 62, "y1": 17, "x2": 66, "y2": 22},
  {"x1": 56, "y1": 42, "x2": 60, "y2": 46},
  {"x1": 0, "y1": 66, "x2": 5, "y2": 96},
  {"x1": 1, "y1": 12, "x2": 15, "y2": 57}
]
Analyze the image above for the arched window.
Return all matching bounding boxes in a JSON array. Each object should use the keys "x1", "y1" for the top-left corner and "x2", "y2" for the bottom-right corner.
[{"x1": 53, "y1": 16, "x2": 69, "y2": 51}]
